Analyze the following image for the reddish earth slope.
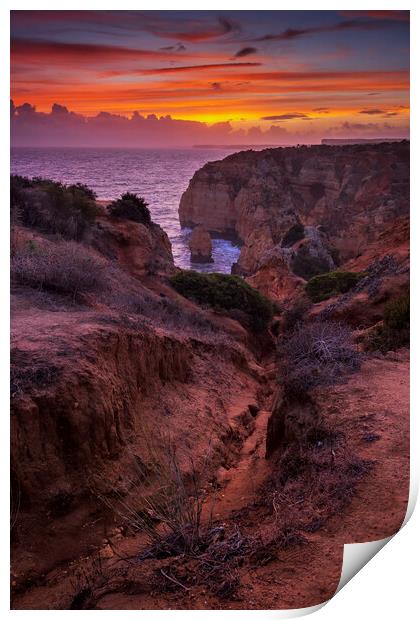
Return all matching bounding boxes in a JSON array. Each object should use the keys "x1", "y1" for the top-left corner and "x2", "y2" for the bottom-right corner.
[{"x1": 11, "y1": 348, "x2": 409, "y2": 610}]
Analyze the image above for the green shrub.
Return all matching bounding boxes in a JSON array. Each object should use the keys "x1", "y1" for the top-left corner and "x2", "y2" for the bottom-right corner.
[
  {"x1": 367, "y1": 291, "x2": 410, "y2": 352},
  {"x1": 10, "y1": 175, "x2": 99, "y2": 240},
  {"x1": 281, "y1": 223, "x2": 304, "y2": 248},
  {"x1": 305, "y1": 270, "x2": 366, "y2": 303},
  {"x1": 108, "y1": 192, "x2": 151, "y2": 225},
  {"x1": 383, "y1": 292, "x2": 410, "y2": 331},
  {"x1": 291, "y1": 246, "x2": 331, "y2": 280},
  {"x1": 170, "y1": 270, "x2": 274, "y2": 332}
]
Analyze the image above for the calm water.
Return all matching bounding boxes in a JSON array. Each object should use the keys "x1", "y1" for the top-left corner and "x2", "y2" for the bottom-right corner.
[{"x1": 11, "y1": 147, "x2": 241, "y2": 273}]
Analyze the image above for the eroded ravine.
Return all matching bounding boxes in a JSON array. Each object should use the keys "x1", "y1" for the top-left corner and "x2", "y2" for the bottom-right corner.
[{"x1": 11, "y1": 339, "x2": 409, "y2": 611}]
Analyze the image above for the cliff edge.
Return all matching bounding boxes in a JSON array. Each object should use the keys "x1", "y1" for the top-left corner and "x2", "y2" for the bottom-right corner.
[{"x1": 179, "y1": 142, "x2": 409, "y2": 291}]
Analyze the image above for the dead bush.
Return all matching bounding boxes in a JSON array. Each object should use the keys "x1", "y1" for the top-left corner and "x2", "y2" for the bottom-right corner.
[
  {"x1": 267, "y1": 437, "x2": 372, "y2": 536},
  {"x1": 280, "y1": 320, "x2": 361, "y2": 397},
  {"x1": 95, "y1": 431, "x2": 214, "y2": 559},
  {"x1": 11, "y1": 357, "x2": 61, "y2": 398},
  {"x1": 149, "y1": 524, "x2": 259, "y2": 599},
  {"x1": 11, "y1": 241, "x2": 108, "y2": 299}
]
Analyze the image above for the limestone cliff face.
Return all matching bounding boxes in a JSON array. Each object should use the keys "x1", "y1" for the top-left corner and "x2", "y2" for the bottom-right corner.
[
  {"x1": 91, "y1": 212, "x2": 175, "y2": 277},
  {"x1": 179, "y1": 142, "x2": 409, "y2": 278}
]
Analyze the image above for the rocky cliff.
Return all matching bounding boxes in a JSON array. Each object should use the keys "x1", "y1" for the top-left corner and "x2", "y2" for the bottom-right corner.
[
  {"x1": 91, "y1": 208, "x2": 175, "y2": 277},
  {"x1": 179, "y1": 141, "x2": 409, "y2": 286}
]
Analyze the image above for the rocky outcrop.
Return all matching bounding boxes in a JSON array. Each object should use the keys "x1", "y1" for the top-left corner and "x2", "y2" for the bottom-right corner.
[
  {"x1": 91, "y1": 210, "x2": 175, "y2": 277},
  {"x1": 309, "y1": 217, "x2": 409, "y2": 327},
  {"x1": 189, "y1": 225, "x2": 213, "y2": 263},
  {"x1": 245, "y1": 252, "x2": 304, "y2": 302},
  {"x1": 179, "y1": 142, "x2": 409, "y2": 292}
]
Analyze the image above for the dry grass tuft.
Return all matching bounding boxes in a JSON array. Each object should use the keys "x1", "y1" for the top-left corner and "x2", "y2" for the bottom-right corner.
[
  {"x1": 94, "y1": 430, "x2": 215, "y2": 559},
  {"x1": 11, "y1": 241, "x2": 107, "y2": 299},
  {"x1": 266, "y1": 423, "x2": 372, "y2": 538}
]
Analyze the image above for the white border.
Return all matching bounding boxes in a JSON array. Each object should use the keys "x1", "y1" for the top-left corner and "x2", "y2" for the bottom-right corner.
[{"x1": 2, "y1": 2, "x2": 417, "y2": 618}]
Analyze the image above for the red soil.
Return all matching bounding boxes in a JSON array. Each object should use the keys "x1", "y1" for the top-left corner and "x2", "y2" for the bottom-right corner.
[{"x1": 12, "y1": 350, "x2": 409, "y2": 610}]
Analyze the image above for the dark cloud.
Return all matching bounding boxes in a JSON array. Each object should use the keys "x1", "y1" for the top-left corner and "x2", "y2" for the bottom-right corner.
[
  {"x1": 252, "y1": 19, "x2": 399, "y2": 42},
  {"x1": 211, "y1": 82, "x2": 222, "y2": 90},
  {"x1": 10, "y1": 100, "x2": 236, "y2": 147},
  {"x1": 147, "y1": 15, "x2": 240, "y2": 42},
  {"x1": 15, "y1": 102, "x2": 37, "y2": 116},
  {"x1": 235, "y1": 46, "x2": 258, "y2": 58},
  {"x1": 160, "y1": 43, "x2": 187, "y2": 52},
  {"x1": 140, "y1": 62, "x2": 261, "y2": 75},
  {"x1": 383, "y1": 112, "x2": 399, "y2": 117},
  {"x1": 12, "y1": 11, "x2": 241, "y2": 43},
  {"x1": 11, "y1": 38, "x2": 179, "y2": 64},
  {"x1": 10, "y1": 100, "x2": 409, "y2": 148},
  {"x1": 327, "y1": 121, "x2": 409, "y2": 138},
  {"x1": 260, "y1": 113, "x2": 308, "y2": 121},
  {"x1": 51, "y1": 103, "x2": 70, "y2": 115},
  {"x1": 312, "y1": 107, "x2": 329, "y2": 113},
  {"x1": 9, "y1": 99, "x2": 294, "y2": 147},
  {"x1": 359, "y1": 108, "x2": 386, "y2": 115}
]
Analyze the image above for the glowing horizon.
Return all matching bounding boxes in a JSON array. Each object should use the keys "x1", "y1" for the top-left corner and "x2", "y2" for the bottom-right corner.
[{"x1": 11, "y1": 10, "x2": 410, "y2": 146}]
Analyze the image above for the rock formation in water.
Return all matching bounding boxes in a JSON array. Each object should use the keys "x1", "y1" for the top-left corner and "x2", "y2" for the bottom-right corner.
[
  {"x1": 188, "y1": 225, "x2": 213, "y2": 263},
  {"x1": 179, "y1": 141, "x2": 409, "y2": 298}
]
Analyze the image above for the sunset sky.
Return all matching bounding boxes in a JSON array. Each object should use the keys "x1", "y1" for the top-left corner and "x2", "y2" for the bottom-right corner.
[{"x1": 10, "y1": 10, "x2": 410, "y2": 145}]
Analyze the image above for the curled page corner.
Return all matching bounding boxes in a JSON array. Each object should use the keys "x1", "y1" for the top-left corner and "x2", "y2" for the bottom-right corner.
[
  {"x1": 335, "y1": 536, "x2": 393, "y2": 594},
  {"x1": 335, "y1": 469, "x2": 418, "y2": 597},
  {"x1": 262, "y1": 601, "x2": 327, "y2": 619},
  {"x1": 269, "y1": 538, "x2": 393, "y2": 620}
]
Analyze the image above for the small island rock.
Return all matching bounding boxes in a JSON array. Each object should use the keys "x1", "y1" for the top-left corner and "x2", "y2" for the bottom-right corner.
[{"x1": 189, "y1": 226, "x2": 213, "y2": 263}]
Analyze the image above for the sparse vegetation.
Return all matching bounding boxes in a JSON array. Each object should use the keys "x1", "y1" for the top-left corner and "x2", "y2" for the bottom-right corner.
[
  {"x1": 367, "y1": 290, "x2": 410, "y2": 352},
  {"x1": 95, "y1": 431, "x2": 213, "y2": 558},
  {"x1": 281, "y1": 296, "x2": 312, "y2": 332},
  {"x1": 291, "y1": 245, "x2": 332, "y2": 280},
  {"x1": 280, "y1": 320, "x2": 361, "y2": 397},
  {"x1": 170, "y1": 270, "x2": 274, "y2": 332},
  {"x1": 107, "y1": 192, "x2": 151, "y2": 225},
  {"x1": 10, "y1": 175, "x2": 100, "y2": 240},
  {"x1": 384, "y1": 290, "x2": 410, "y2": 331},
  {"x1": 93, "y1": 430, "x2": 263, "y2": 601},
  {"x1": 11, "y1": 355, "x2": 60, "y2": 398},
  {"x1": 267, "y1": 430, "x2": 372, "y2": 535},
  {"x1": 305, "y1": 270, "x2": 367, "y2": 302},
  {"x1": 11, "y1": 241, "x2": 108, "y2": 299}
]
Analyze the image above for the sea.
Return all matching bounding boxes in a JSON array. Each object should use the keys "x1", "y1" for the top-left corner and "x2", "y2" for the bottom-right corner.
[{"x1": 10, "y1": 147, "x2": 242, "y2": 273}]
